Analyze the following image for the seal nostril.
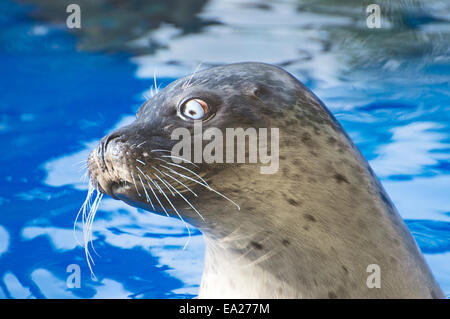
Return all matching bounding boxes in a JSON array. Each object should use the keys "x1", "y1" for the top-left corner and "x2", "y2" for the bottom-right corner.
[
  {"x1": 104, "y1": 133, "x2": 121, "y2": 152},
  {"x1": 100, "y1": 133, "x2": 121, "y2": 167}
]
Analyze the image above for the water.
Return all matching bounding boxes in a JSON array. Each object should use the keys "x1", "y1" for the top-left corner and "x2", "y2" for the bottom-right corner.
[{"x1": 0, "y1": 0, "x2": 449, "y2": 298}]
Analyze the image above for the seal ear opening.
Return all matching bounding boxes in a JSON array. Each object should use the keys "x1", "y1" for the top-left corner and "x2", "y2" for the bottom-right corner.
[{"x1": 252, "y1": 85, "x2": 270, "y2": 99}]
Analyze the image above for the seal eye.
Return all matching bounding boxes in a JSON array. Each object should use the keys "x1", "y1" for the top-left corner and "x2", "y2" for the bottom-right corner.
[{"x1": 179, "y1": 98, "x2": 209, "y2": 120}]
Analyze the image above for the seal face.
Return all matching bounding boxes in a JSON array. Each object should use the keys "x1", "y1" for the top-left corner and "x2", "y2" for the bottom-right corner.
[
  {"x1": 88, "y1": 62, "x2": 297, "y2": 216},
  {"x1": 87, "y1": 62, "x2": 444, "y2": 298}
]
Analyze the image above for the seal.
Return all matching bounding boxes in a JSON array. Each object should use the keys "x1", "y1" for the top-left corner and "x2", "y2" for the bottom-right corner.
[{"x1": 86, "y1": 62, "x2": 444, "y2": 298}]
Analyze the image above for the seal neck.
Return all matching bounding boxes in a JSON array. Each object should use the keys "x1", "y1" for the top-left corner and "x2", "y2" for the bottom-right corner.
[{"x1": 194, "y1": 129, "x2": 443, "y2": 298}]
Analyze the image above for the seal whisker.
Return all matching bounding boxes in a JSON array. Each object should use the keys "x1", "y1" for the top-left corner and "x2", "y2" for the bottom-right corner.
[
  {"x1": 159, "y1": 164, "x2": 208, "y2": 187},
  {"x1": 150, "y1": 149, "x2": 172, "y2": 153},
  {"x1": 151, "y1": 69, "x2": 162, "y2": 95},
  {"x1": 74, "y1": 182, "x2": 95, "y2": 247},
  {"x1": 74, "y1": 159, "x2": 88, "y2": 165},
  {"x1": 163, "y1": 178, "x2": 205, "y2": 222},
  {"x1": 136, "y1": 159, "x2": 146, "y2": 165},
  {"x1": 73, "y1": 159, "x2": 88, "y2": 169},
  {"x1": 78, "y1": 165, "x2": 88, "y2": 173},
  {"x1": 183, "y1": 62, "x2": 203, "y2": 89},
  {"x1": 157, "y1": 160, "x2": 209, "y2": 187},
  {"x1": 80, "y1": 171, "x2": 89, "y2": 183},
  {"x1": 81, "y1": 207, "x2": 96, "y2": 274},
  {"x1": 87, "y1": 188, "x2": 102, "y2": 257},
  {"x1": 137, "y1": 141, "x2": 146, "y2": 148},
  {"x1": 77, "y1": 165, "x2": 89, "y2": 175},
  {"x1": 151, "y1": 168, "x2": 176, "y2": 197},
  {"x1": 81, "y1": 190, "x2": 94, "y2": 264},
  {"x1": 78, "y1": 183, "x2": 103, "y2": 279},
  {"x1": 151, "y1": 177, "x2": 192, "y2": 249},
  {"x1": 160, "y1": 165, "x2": 240, "y2": 210},
  {"x1": 87, "y1": 186, "x2": 102, "y2": 252},
  {"x1": 135, "y1": 167, "x2": 154, "y2": 207},
  {"x1": 136, "y1": 169, "x2": 154, "y2": 208},
  {"x1": 141, "y1": 173, "x2": 169, "y2": 216},
  {"x1": 151, "y1": 149, "x2": 199, "y2": 166},
  {"x1": 160, "y1": 171, "x2": 198, "y2": 197},
  {"x1": 151, "y1": 149, "x2": 198, "y2": 167},
  {"x1": 160, "y1": 155, "x2": 199, "y2": 168},
  {"x1": 130, "y1": 171, "x2": 142, "y2": 197},
  {"x1": 76, "y1": 163, "x2": 88, "y2": 171}
]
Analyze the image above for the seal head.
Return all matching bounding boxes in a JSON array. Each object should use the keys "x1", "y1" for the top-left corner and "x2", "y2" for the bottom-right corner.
[{"x1": 88, "y1": 62, "x2": 304, "y2": 219}]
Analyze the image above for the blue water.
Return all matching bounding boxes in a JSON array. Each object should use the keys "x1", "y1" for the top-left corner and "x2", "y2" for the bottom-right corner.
[{"x1": 0, "y1": 0, "x2": 449, "y2": 298}]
